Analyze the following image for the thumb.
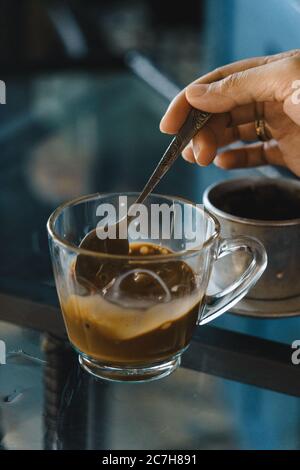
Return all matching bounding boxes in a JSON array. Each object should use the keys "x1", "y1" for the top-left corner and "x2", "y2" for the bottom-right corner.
[{"x1": 185, "y1": 57, "x2": 300, "y2": 113}]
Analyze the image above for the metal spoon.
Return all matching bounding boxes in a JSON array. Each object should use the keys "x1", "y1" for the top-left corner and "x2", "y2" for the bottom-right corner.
[
  {"x1": 134, "y1": 108, "x2": 212, "y2": 206},
  {"x1": 75, "y1": 108, "x2": 212, "y2": 285}
]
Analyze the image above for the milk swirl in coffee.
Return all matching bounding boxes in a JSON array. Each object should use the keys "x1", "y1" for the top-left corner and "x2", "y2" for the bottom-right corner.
[{"x1": 61, "y1": 231, "x2": 201, "y2": 365}]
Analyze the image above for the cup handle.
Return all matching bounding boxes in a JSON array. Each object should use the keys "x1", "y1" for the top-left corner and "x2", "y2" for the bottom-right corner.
[{"x1": 199, "y1": 237, "x2": 267, "y2": 325}]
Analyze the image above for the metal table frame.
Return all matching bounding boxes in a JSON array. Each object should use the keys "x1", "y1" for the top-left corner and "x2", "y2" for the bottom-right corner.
[{"x1": 0, "y1": 292, "x2": 298, "y2": 398}]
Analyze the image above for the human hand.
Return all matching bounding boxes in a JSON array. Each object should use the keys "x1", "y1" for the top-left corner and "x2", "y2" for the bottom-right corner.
[{"x1": 160, "y1": 50, "x2": 300, "y2": 176}]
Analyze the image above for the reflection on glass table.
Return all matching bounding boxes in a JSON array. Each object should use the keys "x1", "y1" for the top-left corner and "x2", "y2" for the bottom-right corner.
[{"x1": 0, "y1": 319, "x2": 300, "y2": 450}]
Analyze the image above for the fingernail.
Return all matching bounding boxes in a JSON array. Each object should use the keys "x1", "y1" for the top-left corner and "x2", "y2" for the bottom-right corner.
[
  {"x1": 214, "y1": 156, "x2": 221, "y2": 167},
  {"x1": 193, "y1": 142, "x2": 203, "y2": 165},
  {"x1": 159, "y1": 102, "x2": 173, "y2": 131},
  {"x1": 159, "y1": 120, "x2": 167, "y2": 133},
  {"x1": 186, "y1": 83, "x2": 209, "y2": 100},
  {"x1": 160, "y1": 114, "x2": 169, "y2": 132},
  {"x1": 182, "y1": 148, "x2": 188, "y2": 157}
]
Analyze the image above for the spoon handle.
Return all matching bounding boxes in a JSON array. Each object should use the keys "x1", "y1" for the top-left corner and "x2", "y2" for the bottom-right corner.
[{"x1": 135, "y1": 108, "x2": 212, "y2": 205}]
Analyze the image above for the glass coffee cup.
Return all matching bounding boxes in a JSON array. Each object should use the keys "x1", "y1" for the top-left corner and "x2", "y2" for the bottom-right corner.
[{"x1": 47, "y1": 193, "x2": 267, "y2": 382}]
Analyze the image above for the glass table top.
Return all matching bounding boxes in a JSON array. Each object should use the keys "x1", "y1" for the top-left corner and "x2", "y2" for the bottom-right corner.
[{"x1": 1, "y1": 319, "x2": 299, "y2": 450}]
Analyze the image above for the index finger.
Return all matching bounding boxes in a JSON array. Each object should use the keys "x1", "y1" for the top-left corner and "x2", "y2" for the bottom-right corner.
[{"x1": 160, "y1": 50, "x2": 300, "y2": 134}]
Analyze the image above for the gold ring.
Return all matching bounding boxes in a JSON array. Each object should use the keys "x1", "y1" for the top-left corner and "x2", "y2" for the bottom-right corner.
[{"x1": 255, "y1": 119, "x2": 271, "y2": 142}]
